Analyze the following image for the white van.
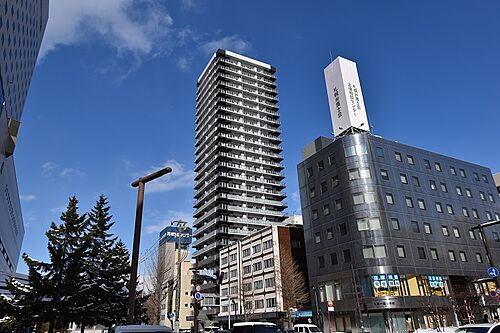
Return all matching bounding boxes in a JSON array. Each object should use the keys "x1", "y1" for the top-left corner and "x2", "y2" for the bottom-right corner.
[
  {"x1": 293, "y1": 324, "x2": 322, "y2": 333},
  {"x1": 113, "y1": 325, "x2": 173, "y2": 333}
]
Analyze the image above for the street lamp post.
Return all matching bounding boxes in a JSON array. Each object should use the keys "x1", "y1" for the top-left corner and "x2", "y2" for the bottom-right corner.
[
  {"x1": 471, "y1": 219, "x2": 500, "y2": 288},
  {"x1": 127, "y1": 166, "x2": 172, "y2": 324},
  {"x1": 311, "y1": 286, "x2": 323, "y2": 331}
]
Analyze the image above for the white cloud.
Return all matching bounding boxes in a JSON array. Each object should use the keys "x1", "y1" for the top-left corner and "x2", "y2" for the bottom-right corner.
[
  {"x1": 60, "y1": 168, "x2": 87, "y2": 178},
  {"x1": 144, "y1": 209, "x2": 194, "y2": 234},
  {"x1": 41, "y1": 161, "x2": 59, "y2": 177},
  {"x1": 176, "y1": 56, "x2": 191, "y2": 72},
  {"x1": 139, "y1": 160, "x2": 194, "y2": 194},
  {"x1": 39, "y1": 0, "x2": 173, "y2": 61},
  {"x1": 200, "y1": 35, "x2": 252, "y2": 56},
  {"x1": 20, "y1": 195, "x2": 37, "y2": 202},
  {"x1": 50, "y1": 205, "x2": 67, "y2": 214}
]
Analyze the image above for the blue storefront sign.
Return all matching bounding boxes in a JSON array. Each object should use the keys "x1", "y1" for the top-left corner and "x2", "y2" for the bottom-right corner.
[{"x1": 159, "y1": 225, "x2": 192, "y2": 245}]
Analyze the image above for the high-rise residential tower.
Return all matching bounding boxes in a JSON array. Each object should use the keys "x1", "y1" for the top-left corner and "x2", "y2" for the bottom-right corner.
[
  {"x1": 193, "y1": 49, "x2": 287, "y2": 317},
  {"x1": 0, "y1": 0, "x2": 49, "y2": 277}
]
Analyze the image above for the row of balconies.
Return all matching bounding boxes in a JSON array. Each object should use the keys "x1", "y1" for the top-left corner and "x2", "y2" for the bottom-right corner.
[
  {"x1": 194, "y1": 171, "x2": 284, "y2": 198},
  {"x1": 218, "y1": 132, "x2": 282, "y2": 150},
  {"x1": 192, "y1": 226, "x2": 256, "y2": 248},
  {"x1": 220, "y1": 57, "x2": 277, "y2": 79},
  {"x1": 195, "y1": 180, "x2": 286, "y2": 203}
]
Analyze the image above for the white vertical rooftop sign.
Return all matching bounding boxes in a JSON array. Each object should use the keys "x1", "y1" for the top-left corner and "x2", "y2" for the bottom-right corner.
[{"x1": 324, "y1": 57, "x2": 370, "y2": 137}]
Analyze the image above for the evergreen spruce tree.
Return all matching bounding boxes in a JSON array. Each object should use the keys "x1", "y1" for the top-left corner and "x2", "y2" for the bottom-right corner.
[{"x1": 84, "y1": 196, "x2": 131, "y2": 328}]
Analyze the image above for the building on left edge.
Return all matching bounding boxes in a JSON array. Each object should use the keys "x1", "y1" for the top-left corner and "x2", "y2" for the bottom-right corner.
[{"x1": 0, "y1": 0, "x2": 49, "y2": 285}]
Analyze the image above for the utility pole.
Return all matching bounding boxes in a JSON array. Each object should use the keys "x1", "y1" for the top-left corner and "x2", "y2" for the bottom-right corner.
[
  {"x1": 127, "y1": 167, "x2": 172, "y2": 324},
  {"x1": 174, "y1": 220, "x2": 187, "y2": 333}
]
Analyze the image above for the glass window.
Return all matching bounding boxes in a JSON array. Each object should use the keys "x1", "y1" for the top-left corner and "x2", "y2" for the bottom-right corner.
[
  {"x1": 376, "y1": 147, "x2": 384, "y2": 158},
  {"x1": 397, "y1": 245, "x2": 406, "y2": 258},
  {"x1": 318, "y1": 160, "x2": 324, "y2": 171},
  {"x1": 435, "y1": 162, "x2": 442, "y2": 172},
  {"x1": 321, "y1": 181, "x2": 328, "y2": 193},
  {"x1": 380, "y1": 169, "x2": 389, "y2": 180},
  {"x1": 254, "y1": 280, "x2": 263, "y2": 289},
  {"x1": 482, "y1": 174, "x2": 489, "y2": 183},
  {"x1": 472, "y1": 208, "x2": 479, "y2": 219},
  {"x1": 424, "y1": 223, "x2": 432, "y2": 234},
  {"x1": 339, "y1": 223, "x2": 348, "y2": 236},
  {"x1": 400, "y1": 173, "x2": 408, "y2": 184},
  {"x1": 391, "y1": 218, "x2": 400, "y2": 230},
  {"x1": 430, "y1": 180, "x2": 437, "y2": 190},
  {"x1": 318, "y1": 256, "x2": 325, "y2": 268},
  {"x1": 330, "y1": 252, "x2": 338, "y2": 265},
  {"x1": 417, "y1": 247, "x2": 426, "y2": 259},
  {"x1": 312, "y1": 209, "x2": 319, "y2": 220},
  {"x1": 465, "y1": 188, "x2": 472, "y2": 198},
  {"x1": 456, "y1": 186, "x2": 463, "y2": 196},
  {"x1": 459, "y1": 168, "x2": 466, "y2": 178},
  {"x1": 324, "y1": 204, "x2": 330, "y2": 216},
  {"x1": 411, "y1": 221, "x2": 420, "y2": 233},
  {"x1": 327, "y1": 228, "x2": 334, "y2": 239},
  {"x1": 349, "y1": 167, "x2": 371, "y2": 180},
  {"x1": 469, "y1": 230, "x2": 476, "y2": 240},
  {"x1": 453, "y1": 227, "x2": 461, "y2": 238},
  {"x1": 430, "y1": 248, "x2": 439, "y2": 260},
  {"x1": 459, "y1": 251, "x2": 467, "y2": 262},
  {"x1": 362, "y1": 245, "x2": 386, "y2": 259},
  {"x1": 473, "y1": 172, "x2": 480, "y2": 181},
  {"x1": 450, "y1": 166, "x2": 457, "y2": 175},
  {"x1": 476, "y1": 253, "x2": 483, "y2": 263},
  {"x1": 343, "y1": 249, "x2": 351, "y2": 263},
  {"x1": 309, "y1": 187, "x2": 316, "y2": 198},
  {"x1": 447, "y1": 204, "x2": 454, "y2": 215},
  {"x1": 486, "y1": 211, "x2": 493, "y2": 221},
  {"x1": 436, "y1": 202, "x2": 443, "y2": 213},
  {"x1": 332, "y1": 175, "x2": 339, "y2": 188},
  {"x1": 480, "y1": 191, "x2": 486, "y2": 201},
  {"x1": 440, "y1": 182, "x2": 448, "y2": 192},
  {"x1": 328, "y1": 154, "x2": 336, "y2": 165},
  {"x1": 424, "y1": 159, "x2": 431, "y2": 169},
  {"x1": 462, "y1": 207, "x2": 469, "y2": 217},
  {"x1": 307, "y1": 167, "x2": 313, "y2": 178},
  {"x1": 353, "y1": 193, "x2": 364, "y2": 205},
  {"x1": 356, "y1": 217, "x2": 381, "y2": 231},
  {"x1": 335, "y1": 198, "x2": 342, "y2": 210},
  {"x1": 442, "y1": 226, "x2": 449, "y2": 236},
  {"x1": 448, "y1": 250, "x2": 456, "y2": 261},
  {"x1": 407, "y1": 155, "x2": 415, "y2": 165},
  {"x1": 386, "y1": 193, "x2": 394, "y2": 205},
  {"x1": 405, "y1": 196, "x2": 414, "y2": 208},
  {"x1": 418, "y1": 199, "x2": 426, "y2": 210},
  {"x1": 412, "y1": 176, "x2": 420, "y2": 187},
  {"x1": 315, "y1": 232, "x2": 321, "y2": 243},
  {"x1": 344, "y1": 144, "x2": 367, "y2": 157},
  {"x1": 395, "y1": 152, "x2": 402, "y2": 162},
  {"x1": 488, "y1": 193, "x2": 495, "y2": 203}
]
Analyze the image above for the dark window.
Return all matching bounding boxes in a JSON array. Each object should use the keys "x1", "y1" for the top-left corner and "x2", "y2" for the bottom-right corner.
[
  {"x1": 424, "y1": 223, "x2": 432, "y2": 234},
  {"x1": 412, "y1": 176, "x2": 420, "y2": 187},
  {"x1": 407, "y1": 155, "x2": 415, "y2": 165},
  {"x1": 411, "y1": 221, "x2": 420, "y2": 233},
  {"x1": 380, "y1": 169, "x2": 389, "y2": 180},
  {"x1": 339, "y1": 223, "x2": 348, "y2": 236},
  {"x1": 323, "y1": 204, "x2": 330, "y2": 216},
  {"x1": 424, "y1": 159, "x2": 431, "y2": 169},
  {"x1": 332, "y1": 175, "x2": 339, "y2": 188},
  {"x1": 318, "y1": 160, "x2": 325, "y2": 171},
  {"x1": 400, "y1": 173, "x2": 408, "y2": 184},
  {"x1": 327, "y1": 228, "x2": 333, "y2": 239},
  {"x1": 473, "y1": 172, "x2": 480, "y2": 181},
  {"x1": 328, "y1": 154, "x2": 336, "y2": 165},
  {"x1": 417, "y1": 247, "x2": 426, "y2": 260},
  {"x1": 318, "y1": 256, "x2": 325, "y2": 268},
  {"x1": 307, "y1": 167, "x2": 313, "y2": 178},
  {"x1": 395, "y1": 152, "x2": 402, "y2": 162},
  {"x1": 405, "y1": 196, "x2": 414, "y2": 208},
  {"x1": 440, "y1": 182, "x2": 448, "y2": 192},
  {"x1": 376, "y1": 147, "x2": 384, "y2": 158},
  {"x1": 330, "y1": 252, "x2": 338, "y2": 265},
  {"x1": 435, "y1": 162, "x2": 442, "y2": 172},
  {"x1": 482, "y1": 174, "x2": 489, "y2": 183},
  {"x1": 321, "y1": 181, "x2": 328, "y2": 193},
  {"x1": 459, "y1": 168, "x2": 466, "y2": 178},
  {"x1": 450, "y1": 166, "x2": 457, "y2": 175},
  {"x1": 430, "y1": 180, "x2": 437, "y2": 190},
  {"x1": 343, "y1": 249, "x2": 351, "y2": 263}
]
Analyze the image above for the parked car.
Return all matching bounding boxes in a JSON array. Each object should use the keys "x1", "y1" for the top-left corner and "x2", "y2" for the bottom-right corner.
[
  {"x1": 112, "y1": 325, "x2": 173, "y2": 333},
  {"x1": 455, "y1": 323, "x2": 500, "y2": 333},
  {"x1": 204, "y1": 326, "x2": 220, "y2": 333},
  {"x1": 293, "y1": 324, "x2": 322, "y2": 333},
  {"x1": 232, "y1": 322, "x2": 278, "y2": 333}
]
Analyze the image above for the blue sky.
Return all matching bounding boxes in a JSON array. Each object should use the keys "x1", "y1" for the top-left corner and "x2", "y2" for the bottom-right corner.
[{"x1": 15, "y1": 0, "x2": 500, "y2": 273}]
